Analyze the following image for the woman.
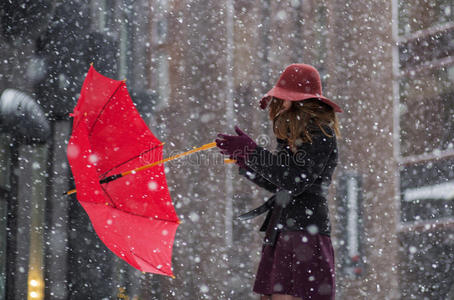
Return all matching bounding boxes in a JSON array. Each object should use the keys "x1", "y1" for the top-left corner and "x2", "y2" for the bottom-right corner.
[{"x1": 216, "y1": 64, "x2": 343, "y2": 300}]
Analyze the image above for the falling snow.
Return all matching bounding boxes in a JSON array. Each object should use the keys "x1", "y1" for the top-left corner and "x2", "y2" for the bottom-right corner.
[{"x1": 0, "y1": 0, "x2": 453, "y2": 299}]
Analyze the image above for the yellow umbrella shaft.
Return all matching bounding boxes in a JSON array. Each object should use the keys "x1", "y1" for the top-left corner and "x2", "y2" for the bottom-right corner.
[
  {"x1": 122, "y1": 142, "x2": 217, "y2": 176},
  {"x1": 66, "y1": 142, "x2": 234, "y2": 196}
]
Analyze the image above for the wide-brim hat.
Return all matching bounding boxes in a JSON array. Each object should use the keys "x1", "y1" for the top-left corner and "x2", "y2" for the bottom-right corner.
[{"x1": 260, "y1": 64, "x2": 343, "y2": 113}]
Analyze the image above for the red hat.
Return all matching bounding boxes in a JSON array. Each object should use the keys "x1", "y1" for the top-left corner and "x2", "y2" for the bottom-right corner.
[{"x1": 260, "y1": 64, "x2": 343, "y2": 113}]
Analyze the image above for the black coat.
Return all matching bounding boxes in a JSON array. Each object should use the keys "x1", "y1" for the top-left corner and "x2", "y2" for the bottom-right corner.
[{"x1": 238, "y1": 125, "x2": 338, "y2": 246}]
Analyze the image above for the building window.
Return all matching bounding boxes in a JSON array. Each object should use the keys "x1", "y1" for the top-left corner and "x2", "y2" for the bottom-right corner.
[
  {"x1": 397, "y1": 0, "x2": 454, "y2": 226},
  {"x1": 400, "y1": 157, "x2": 454, "y2": 223},
  {"x1": 398, "y1": 1, "x2": 453, "y2": 36},
  {"x1": 395, "y1": 1, "x2": 454, "y2": 298},
  {"x1": 399, "y1": 66, "x2": 454, "y2": 157}
]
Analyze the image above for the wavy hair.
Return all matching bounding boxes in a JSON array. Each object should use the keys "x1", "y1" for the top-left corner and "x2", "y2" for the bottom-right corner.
[{"x1": 268, "y1": 97, "x2": 341, "y2": 152}]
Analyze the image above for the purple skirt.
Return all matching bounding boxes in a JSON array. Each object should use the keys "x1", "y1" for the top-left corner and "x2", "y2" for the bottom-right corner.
[{"x1": 253, "y1": 230, "x2": 335, "y2": 299}]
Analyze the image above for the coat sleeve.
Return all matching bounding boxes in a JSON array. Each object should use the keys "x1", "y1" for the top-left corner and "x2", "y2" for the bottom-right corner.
[
  {"x1": 238, "y1": 165, "x2": 278, "y2": 193},
  {"x1": 244, "y1": 131, "x2": 335, "y2": 196}
]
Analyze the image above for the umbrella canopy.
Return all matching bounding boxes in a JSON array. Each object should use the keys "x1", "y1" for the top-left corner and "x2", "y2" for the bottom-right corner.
[{"x1": 67, "y1": 65, "x2": 179, "y2": 277}]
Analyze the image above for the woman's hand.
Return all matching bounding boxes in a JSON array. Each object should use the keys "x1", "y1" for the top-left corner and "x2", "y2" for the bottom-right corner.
[
  {"x1": 229, "y1": 154, "x2": 247, "y2": 169},
  {"x1": 215, "y1": 126, "x2": 257, "y2": 163}
]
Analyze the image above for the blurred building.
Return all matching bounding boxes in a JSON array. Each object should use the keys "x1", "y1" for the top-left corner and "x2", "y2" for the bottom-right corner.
[
  {"x1": 0, "y1": 0, "x2": 160, "y2": 299},
  {"x1": 0, "y1": 0, "x2": 453, "y2": 300},
  {"x1": 158, "y1": 0, "x2": 454, "y2": 299}
]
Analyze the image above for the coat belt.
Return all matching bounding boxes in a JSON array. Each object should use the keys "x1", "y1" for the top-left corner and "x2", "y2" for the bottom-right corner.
[
  {"x1": 236, "y1": 194, "x2": 276, "y2": 221},
  {"x1": 236, "y1": 190, "x2": 291, "y2": 247},
  {"x1": 236, "y1": 187, "x2": 325, "y2": 247}
]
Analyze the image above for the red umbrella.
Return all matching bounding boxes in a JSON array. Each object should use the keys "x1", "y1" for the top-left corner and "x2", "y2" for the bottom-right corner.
[{"x1": 67, "y1": 66, "x2": 186, "y2": 277}]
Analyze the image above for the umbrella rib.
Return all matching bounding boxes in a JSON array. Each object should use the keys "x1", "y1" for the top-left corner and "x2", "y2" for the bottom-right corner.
[
  {"x1": 100, "y1": 184, "x2": 117, "y2": 208},
  {"x1": 130, "y1": 250, "x2": 173, "y2": 277},
  {"x1": 87, "y1": 191, "x2": 179, "y2": 223},
  {"x1": 89, "y1": 81, "x2": 124, "y2": 136},
  {"x1": 99, "y1": 143, "x2": 164, "y2": 179},
  {"x1": 99, "y1": 185, "x2": 179, "y2": 224}
]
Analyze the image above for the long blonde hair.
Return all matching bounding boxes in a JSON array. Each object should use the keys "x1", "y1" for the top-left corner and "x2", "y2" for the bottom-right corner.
[{"x1": 268, "y1": 97, "x2": 341, "y2": 152}]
